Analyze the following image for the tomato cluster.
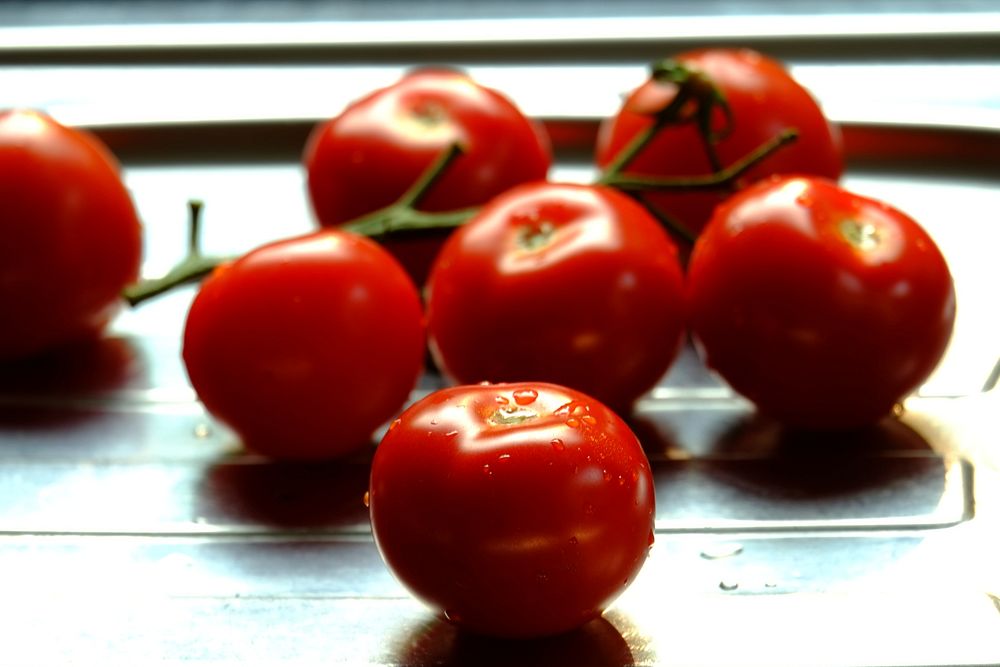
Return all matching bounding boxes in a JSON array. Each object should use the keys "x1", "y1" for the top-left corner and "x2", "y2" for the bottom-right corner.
[{"x1": 1, "y1": 49, "x2": 958, "y2": 639}]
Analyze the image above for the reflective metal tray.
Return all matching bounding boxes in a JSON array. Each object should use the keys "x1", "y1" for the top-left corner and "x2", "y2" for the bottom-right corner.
[{"x1": 2, "y1": 48, "x2": 1000, "y2": 664}]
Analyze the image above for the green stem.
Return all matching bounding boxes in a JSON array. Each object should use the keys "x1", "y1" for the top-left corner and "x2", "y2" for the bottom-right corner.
[
  {"x1": 342, "y1": 142, "x2": 471, "y2": 237},
  {"x1": 123, "y1": 143, "x2": 471, "y2": 307},
  {"x1": 122, "y1": 254, "x2": 225, "y2": 307},
  {"x1": 601, "y1": 128, "x2": 799, "y2": 193},
  {"x1": 630, "y1": 192, "x2": 696, "y2": 245},
  {"x1": 187, "y1": 199, "x2": 204, "y2": 256},
  {"x1": 344, "y1": 206, "x2": 478, "y2": 238},
  {"x1": 598, "y1": 86, "x2": 695, "y2": 181},
  {"x1": 123, "y1": 201, "x2": 230, "y2": 307},
  {"x1": 394, "y1": 142, "x2": 465, "y2": 210}
]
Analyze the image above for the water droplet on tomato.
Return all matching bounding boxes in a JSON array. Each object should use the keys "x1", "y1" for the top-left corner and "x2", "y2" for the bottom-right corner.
[
  {"x1": 445, "y1": 430, "x2": 459, "y2": 437},
  {"x1": 512, "y1": 388, "x2": 538, "y2": 405},
  {"x1": 430, "y1": 418, "x2": 438, "y2": 425},
  {"x1": 550, "y1": 438, "x2": 565, "y2": 451},
  {"x1": 647, "y1": 530, "x2": 655, "y2": 547},
  {"x1": 566, "y1": 417, "x2": 580, "y2": 428},
  {"x1": 495, "y1": 395, "x2": 509, "y2": 405},
  {"x1": 362, "y1": 491, "x2": 370, "y2": 508},
  {"x1": 719, "y1": 580, "x2": 740, "y2": 592},
  {"x1": 388, "y1": 418, "x2": 401, "y2": 432},
  {"x1": 581, "y1": 415, "x2": 597, "y2": 426},
  {"x1": 602, "y1": 470, "x2": 612, "y2": 482},
  {"x1": 482, "y1": 464, "x2": 492, "y2": 476},
  {"x1": 444, "y1": 609, "x2": 462, "y2": 623},
  {"x1": 498, "y1": 453, "x2": 511, "y2": 461}
]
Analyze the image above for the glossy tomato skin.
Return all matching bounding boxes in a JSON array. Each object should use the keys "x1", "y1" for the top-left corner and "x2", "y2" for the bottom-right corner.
[
  {"x1": 687, "y1": 175, "x2": 956, "y2": 429},
  {"x1": 0, "y1": 109, "x2": 142, "y2": 361},
  {"x1": 303, "y1": 69, "x2": 552, "y2": 284},
  {"x1": 369, "y1": 382, "x2": 655, "y2": 638},
  {"x1": 182, "y1": 230, "x2": 425, "y2": 460},
  {"x1": 596, "y1": 49, "x2": 843, "y2": 237},
  {"x1": 426, "y1": 182, "x2": 686, "y2": 413}
]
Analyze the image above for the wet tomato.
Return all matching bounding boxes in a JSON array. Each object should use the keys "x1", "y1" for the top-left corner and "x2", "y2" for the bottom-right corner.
[
  {"x1": 303, "y1": 68, "x2": 552, "y2": 285},
  {"x1": 425, "y1": 182, "x2": 686, "y2": 413},
  {"x1": 595, "y1": 48, "x2": 843, "y2": 236},
  {"x1": 369, "y1": 381, "x2": 655, "y2": 638},
  {"x1": 687, "y1": 175, "x2": 956, "y2": 429},
  {"x1": 182, "y1": 230, "x2": 425, "y2": 460},
  {"x1": 0, "y1": 109, "x2": 142, "y2": 362}
]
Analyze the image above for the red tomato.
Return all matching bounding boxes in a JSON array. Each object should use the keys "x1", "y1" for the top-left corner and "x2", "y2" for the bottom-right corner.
[
  {"x1": 182, "y1": 230, "x2": 425, "y2": 460},
  {"x1": 687, "y1": 175, "x2": 956, "y2": 429},
  {"x1": 369, "y1": 381, "x2": 655, "y2": 638},
  {"x1": 425, "y1": 182, "x2": 686, "y2": 413},
  {"x1": 595, "y1": 49, "x2": 843, "y2": 236},
  {"x1": 0, "y1": 109, "x2": 142, "y2": 362},
  {"x1": 303, "y1": 68, "x2": 552, "y2": 284}
]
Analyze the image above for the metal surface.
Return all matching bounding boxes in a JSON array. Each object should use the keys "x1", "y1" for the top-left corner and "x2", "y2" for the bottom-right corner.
[{"x1": 2, "y1": 12, "x2": 1000, "y2": 665}]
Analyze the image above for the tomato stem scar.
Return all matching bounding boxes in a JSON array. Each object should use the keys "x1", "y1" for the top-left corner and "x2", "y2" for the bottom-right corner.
[
  {"x1": 839, "y1": 218, "x2": 882, "y2": 251},
  {"x1": 488, "y1": 405, "x2": 539, "y2": 425}
]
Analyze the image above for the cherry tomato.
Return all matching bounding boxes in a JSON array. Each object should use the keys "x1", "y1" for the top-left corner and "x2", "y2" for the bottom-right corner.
[
  {"x1": 369, "y1": 381, "x2": 655, "y2": 638},
  {"x1": 303, "y1": 68, "x2": 552, "y2": 285},
  {"x1": 687, "y1": 175, "x2": 956, "y2": 429},
  {"x1": 182, "y1": 230, "x2": 425, "y2": 460},
  {"x1": 595, "y1": 48, "x2": 843, "y2": 236},
  {"x1": 425, "y1": 182, "x2": 686, "y2": 413},
  {"x1": 0, "y1": 109, "x2": 142, "y2": 362}
]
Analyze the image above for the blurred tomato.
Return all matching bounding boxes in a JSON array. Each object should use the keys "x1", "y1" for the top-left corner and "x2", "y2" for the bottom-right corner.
[
  {"x1": 304, "y1": 69, "x2": 552, "y2": 285},
  {"x1": 596, "y1": 49, "x2": 843, "y2": 236},
  {"x1": 0, "y1": 109, "x2": 142, "y2": 361}
]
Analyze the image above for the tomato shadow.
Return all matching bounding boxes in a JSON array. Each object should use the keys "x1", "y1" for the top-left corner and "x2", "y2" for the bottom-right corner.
[
  {"x1": 0, "y1": 336, "x2": 144, "y2": 436},
  {"x1": 682, "y1": 414, "x2": 948, "y2": 515},
  {"x1": 388, "y1": 614, "x2": 634, "y2": 667},
  {"x1": 0, "y1": 335, "x2": 140, "y2": 401},
  {"x1": 194, "y1": 457, "x2": 373, "y2": 530}
]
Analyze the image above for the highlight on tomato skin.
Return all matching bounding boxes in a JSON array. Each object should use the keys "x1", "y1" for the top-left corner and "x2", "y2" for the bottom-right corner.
[
  {"x1": 424, "y1": 181, "x2": 687, "y2": 415},
  {"x1": 368, "y1": 381, "x2": 656, "y2": 639},
  {"x1": 686, "y1": 175, "x2": 956, "y2": 430},
  {"x1": 0, "y1": 109, "x2": 142, "y2": 362},
  {"x1": 595, "y1": 48, "x2": 843, "y2": 238},
  {"x1": 303, "y1": 68, "x2": 553, "y2": 286},
  {"x1": 181, "y1": 229, "x2": 426, "y2": 461}
]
